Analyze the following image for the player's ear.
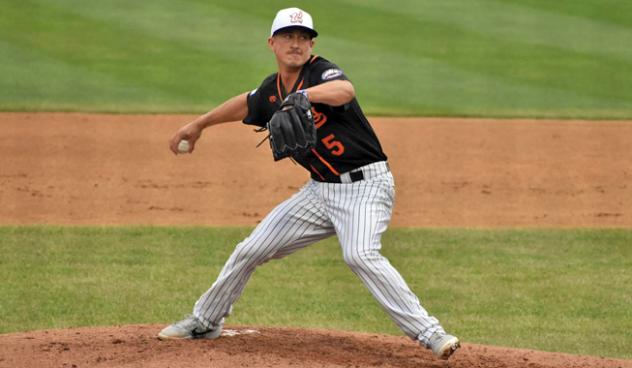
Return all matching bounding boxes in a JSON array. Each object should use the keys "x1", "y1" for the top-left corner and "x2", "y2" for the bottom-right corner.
[{"x1": 267, "y1": 37, "x2": 274, "y2": 49}]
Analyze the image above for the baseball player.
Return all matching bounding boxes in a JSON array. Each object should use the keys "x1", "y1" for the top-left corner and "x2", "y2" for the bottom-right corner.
[{"x1": 160, "y1": 7, "x2": 460, "y2": 360}]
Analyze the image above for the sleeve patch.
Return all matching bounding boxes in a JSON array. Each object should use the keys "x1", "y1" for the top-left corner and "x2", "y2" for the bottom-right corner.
[{"x1": 321, "y1": 68, "x2": 343, "y2": 81}]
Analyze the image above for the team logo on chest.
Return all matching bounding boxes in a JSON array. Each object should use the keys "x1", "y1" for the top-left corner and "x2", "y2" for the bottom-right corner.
[
  {"x1": 312, "y1": 107, "x2": 327, "y2": 128},
  {"x1": 268, "y1": 95, "x2": 278, "y2": 104}
]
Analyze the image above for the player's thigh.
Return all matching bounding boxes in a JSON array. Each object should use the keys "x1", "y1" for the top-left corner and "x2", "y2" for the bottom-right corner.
[
  {"x1": 234, "y1": 183, "x2": 334, "y2": 262},
  {"x1": 330, "y1": 175, "x2": 395, "y2": 255},
  {"x1": 269, "y1": 227, "x2": 335, "y2": 260}
]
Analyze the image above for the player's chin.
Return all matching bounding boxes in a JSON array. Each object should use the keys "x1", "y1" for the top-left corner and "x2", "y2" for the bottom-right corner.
[{"x1": 285, "y1": 55, "x2": 308, "y2": 68}]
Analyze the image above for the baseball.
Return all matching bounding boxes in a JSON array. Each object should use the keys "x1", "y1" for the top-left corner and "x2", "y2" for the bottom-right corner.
[{"x1": 177, "y1": 139, "x2": 190, "y2": 153}]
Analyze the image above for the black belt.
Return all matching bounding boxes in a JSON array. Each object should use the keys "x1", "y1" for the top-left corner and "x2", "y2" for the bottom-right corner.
[
  {"x1": 312, "y1": 170, "x2": 364, "y2": 184},
  {"x1": 329, "y1": 170, "x2": 364, "y2": 183},
  {"x1": 314, "y1": 162, "x2": 390, "y2": 184}
]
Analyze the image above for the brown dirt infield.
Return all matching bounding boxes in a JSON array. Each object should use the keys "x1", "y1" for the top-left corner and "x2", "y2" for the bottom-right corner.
[
  {"x1": 1, "y1": 112, "x2": 631, "y2": 368},
  {"x1": 1, "y1": 112, "x2": 631, "y2": 227}
]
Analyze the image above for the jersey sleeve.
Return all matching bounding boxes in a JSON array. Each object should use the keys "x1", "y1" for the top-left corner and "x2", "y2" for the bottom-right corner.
[
  {"x1": 309, "y1": 59, "x2": 350, "y2": 86},
  {"x1": 308, "y1": 58, "x2": 352, "y2": 112},
  {"x1": 242, "y1": 87, "x2": 266, "y2": 127}
]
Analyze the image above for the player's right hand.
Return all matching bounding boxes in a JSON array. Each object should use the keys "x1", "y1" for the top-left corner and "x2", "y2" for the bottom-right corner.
[{"x1": 169, "y1": 122, "x2": 202, "y2": 155}]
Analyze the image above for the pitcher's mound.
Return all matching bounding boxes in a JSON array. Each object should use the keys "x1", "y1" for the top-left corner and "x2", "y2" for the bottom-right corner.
[{"x1": 1, "y1": 325, "x2": 630, "y2": 368}]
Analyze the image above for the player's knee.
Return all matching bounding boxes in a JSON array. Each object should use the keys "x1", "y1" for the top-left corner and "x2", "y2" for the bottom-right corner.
[
  {"x1": 233, "y1": 241, "x2": 271, "y2": 266},
  {"x1": 342, "y1": 249, "x2": 376, "y2": 270}
]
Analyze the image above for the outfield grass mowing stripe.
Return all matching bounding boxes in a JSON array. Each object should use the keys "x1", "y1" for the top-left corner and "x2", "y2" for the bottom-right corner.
[
  {"x1": 337, "y1": 1, "x2": 632, "y2": 110},
  {"x1": 356, "y1": 0, "x2": 632, "y2": 60},
  {"x1": 325, "y1": 36, "x2": 615, "y2": 118},
  {"x1": 0, "y1": 0, "x2": 271, "y2": 112},
  {"x1": 514, "y1": 0, "x2": 632, "y2": 30},
  {"x1": 1, "y1": 0, "x2": 632, "y2": 117},
  {"x1": 0, "y1": 40, "x2": 171, "y2": 111},
  {"x1": 1, "y1": 226, "x2": 630, "y2": 358}
]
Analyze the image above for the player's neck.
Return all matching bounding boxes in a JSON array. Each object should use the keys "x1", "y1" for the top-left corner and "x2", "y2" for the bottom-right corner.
[{"x1": 278, "y1": 66, "x2": 302, "y2": 93}]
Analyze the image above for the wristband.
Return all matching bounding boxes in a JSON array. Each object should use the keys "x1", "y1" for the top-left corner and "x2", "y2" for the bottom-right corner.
[{"x1": 296, "y1": 89, "x2": 309, "y2": 100}]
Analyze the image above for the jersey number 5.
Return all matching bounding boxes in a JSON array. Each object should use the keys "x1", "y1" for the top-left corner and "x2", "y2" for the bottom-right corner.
[{"x1": 321, "y1": 134, "x2": 345, "y2": 156}]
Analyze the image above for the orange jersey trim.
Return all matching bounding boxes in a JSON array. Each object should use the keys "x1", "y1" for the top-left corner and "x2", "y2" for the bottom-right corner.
[
  {"x1": 276, "y1": 75, "x2": 305, "y2": 100},
  {"x1": 276, "y1": 74, "x2": 283, "y2": 102},
  {"x1": 311, "y1": 148, "x2": 340, "y2": 176},
  {"x1": 309, "y1": 55, "x2": 318, "y2": 64},
  {"x1": 309, "y1": 164, "x2": 326, "y2": 181}
]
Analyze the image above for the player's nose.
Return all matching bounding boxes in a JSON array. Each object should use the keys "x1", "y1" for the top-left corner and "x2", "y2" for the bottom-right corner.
[{"x1": 290, "y1": 35, "x2": 301, "y2": 47}]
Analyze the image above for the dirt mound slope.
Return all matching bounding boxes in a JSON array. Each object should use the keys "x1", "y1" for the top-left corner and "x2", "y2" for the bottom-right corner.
[{"x1": 1, "y1": 325, "x2": 630, "y2": 368}]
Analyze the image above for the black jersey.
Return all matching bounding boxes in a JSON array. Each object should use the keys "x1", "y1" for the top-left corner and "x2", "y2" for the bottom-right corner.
[{"x1": 243, "y1": 55, "x2": 387, "y2": 182}]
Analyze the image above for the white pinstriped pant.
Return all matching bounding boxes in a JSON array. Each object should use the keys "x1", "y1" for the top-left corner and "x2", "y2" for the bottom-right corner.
[{"x1": 193, "y1": 161, "x2": 444, "y2": 345}]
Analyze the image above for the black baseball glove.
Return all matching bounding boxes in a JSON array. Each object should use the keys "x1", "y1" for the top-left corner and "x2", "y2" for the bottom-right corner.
[{"x1": 266, "y1": 92, "x2": 317, "y2": 161}]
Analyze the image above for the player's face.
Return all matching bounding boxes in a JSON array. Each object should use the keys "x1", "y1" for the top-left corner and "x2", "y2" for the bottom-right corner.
[{"x1": 268, "y1": 29, "x2": 314, "y2": 69}]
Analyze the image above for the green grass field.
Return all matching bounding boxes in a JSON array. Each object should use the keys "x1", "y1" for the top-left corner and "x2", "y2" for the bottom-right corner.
[
  {"x1": 2, "y1": 0, "x2": 631, "y2": 362},
  {"x1": 1, "y1": 0, "x2": 632, "y2": 118},
  {"x1": 1, "y1": 227, "x2": 630, "y2": 359}
]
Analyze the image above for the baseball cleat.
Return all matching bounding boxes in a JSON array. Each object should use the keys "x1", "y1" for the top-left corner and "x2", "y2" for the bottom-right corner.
[
  {"x1": 157, "y1": 315, "x2": 223, "y2": 340},
  {"x1": 428, "y1": 333, "x2": 460, "y2": 360}
]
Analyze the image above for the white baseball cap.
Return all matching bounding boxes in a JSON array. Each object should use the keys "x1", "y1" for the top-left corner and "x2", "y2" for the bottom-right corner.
[{"x1": 270, "y1": 7, "x2": 318, "y2": 38}]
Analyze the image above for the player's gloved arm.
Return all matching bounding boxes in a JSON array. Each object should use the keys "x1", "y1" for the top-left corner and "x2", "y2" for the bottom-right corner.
[
  {"x1": 267, "y1": 92, "x2": 317, "y2": 161},
  {"x1": 302, "y1": 80, "x2": 355, "y2": 107},
  {"x1": 169, "y1": 92, "x2": 249, "y2": 154}
]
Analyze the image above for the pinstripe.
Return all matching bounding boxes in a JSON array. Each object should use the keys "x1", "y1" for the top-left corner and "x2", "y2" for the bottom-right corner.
[
  {"x1": 200, "y1": 195, "x2": 325, "y2": 321},
  {"x1": 192, "y1": 162, "x2": 445, "y2": 344},
  {"x1": 331, "y1": 179, "x2": 417, "y2": 333},
  {"x1": 194, "y1": 183, "x2": 334, "y2": 326},
  {"x1": 353, "y1": 183, "x2": 422, "y2": 334},
  {"x1": 343, "y1": 182, "x2": 416, "y2": 331},
  {"x1": 325, "y1": 172, "x2": 442, "y2": 340}
]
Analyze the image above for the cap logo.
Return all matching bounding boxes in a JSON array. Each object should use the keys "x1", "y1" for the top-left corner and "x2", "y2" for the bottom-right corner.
[{"x1": 290, "y1": 11, "x2": 303, "y2": 24}]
